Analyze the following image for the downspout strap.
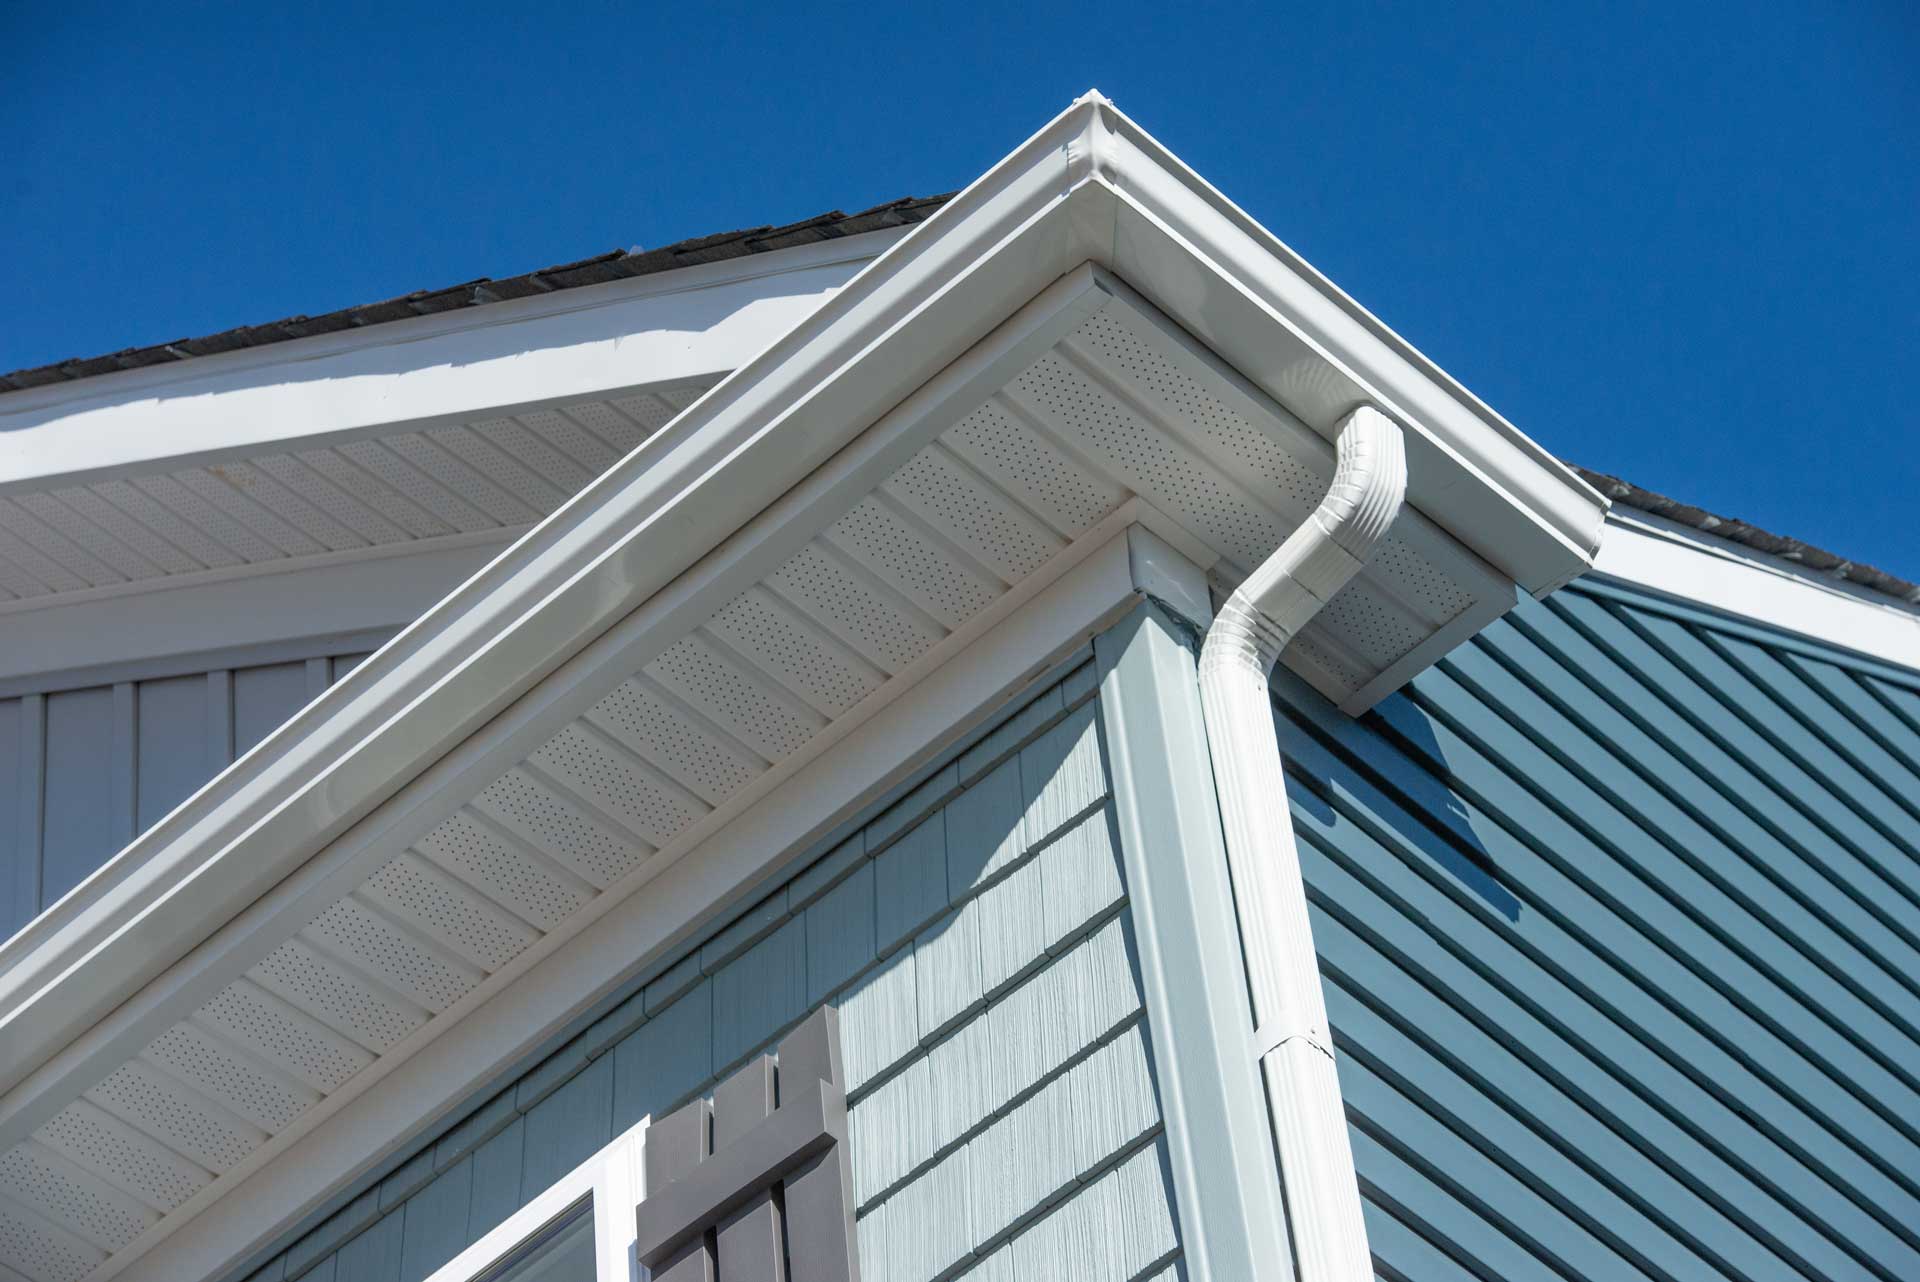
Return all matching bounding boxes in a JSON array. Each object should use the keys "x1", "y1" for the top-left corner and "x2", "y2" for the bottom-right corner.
[{"x1": 1253, "y1": 1022, "x2": 1338, "y2": 1063}]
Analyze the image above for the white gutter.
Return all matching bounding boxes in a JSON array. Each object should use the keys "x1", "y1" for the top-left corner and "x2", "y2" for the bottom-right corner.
[{"x1": 1197, "y1": 405, "x2": 1407, "y2": 1282}]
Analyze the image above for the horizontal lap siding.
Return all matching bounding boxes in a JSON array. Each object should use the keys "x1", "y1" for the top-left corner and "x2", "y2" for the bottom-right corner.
[
  {"x1": 1276, "y1": 583, "x2": 1920, "y2": 1282},
  {"x1": 1, "y1": 648, "x2": 379, "y2": 933},
  {"x1": 258, "y1": 663, "x2": 1182, "y2": 1282}
]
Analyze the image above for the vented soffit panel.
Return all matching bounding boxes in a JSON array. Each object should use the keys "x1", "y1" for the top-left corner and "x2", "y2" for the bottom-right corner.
[
  {"x1": 0, "y1": 378, "x2": 719, "y2": 613},
  {"x1": 0, "y1": 92, "x2": 1606, "y2": 1282}
]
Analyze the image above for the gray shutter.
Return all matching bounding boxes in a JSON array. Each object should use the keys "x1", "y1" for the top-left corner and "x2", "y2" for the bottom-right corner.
[{"x1": 636, "y1": 1006, "x2": 859, "y2": 1282}]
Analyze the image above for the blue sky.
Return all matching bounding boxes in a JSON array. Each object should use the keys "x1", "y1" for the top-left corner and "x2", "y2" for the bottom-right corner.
[{"x1": 4, "y1": 2, "x2": 1914, "y2": 577}]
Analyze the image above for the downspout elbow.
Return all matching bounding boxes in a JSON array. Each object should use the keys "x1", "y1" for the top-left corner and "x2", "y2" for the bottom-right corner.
[{"x1": 1201, "y1": 406, "x2": 1408, "y2": 679}]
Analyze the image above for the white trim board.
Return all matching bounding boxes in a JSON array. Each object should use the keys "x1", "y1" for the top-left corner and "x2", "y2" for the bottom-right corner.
[
  {"x1": 0, "y1": 229, "x2": 906, "y2": 492},
  {"x1": 104, "y1": 521, "x2": 1157, "y2": 1282},
  {"x1": 0, "y1": 630, "x2": 395, "y2": 703},
  {"x1": 1588, "y1": 511, "x2": 1920, "y2": 675},
  {"x1": 0, "y1": 531, "x2": 512, "y2": 687}
]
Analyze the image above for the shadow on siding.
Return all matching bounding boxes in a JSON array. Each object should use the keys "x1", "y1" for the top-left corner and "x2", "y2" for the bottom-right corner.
[{"x1": 1275, "y1": 670, "x2": 1523, "y2": 924}]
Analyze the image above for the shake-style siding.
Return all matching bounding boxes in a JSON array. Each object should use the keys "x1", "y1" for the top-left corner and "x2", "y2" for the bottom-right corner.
[
  {"x1": 1, "y1": 646, "x2": 378, "y2": 932},
  {"x1": 1279, "y1": 582, "x2": 1920, "y2": 1282},
  {"x1": 238, "y1": 660, "x2": 1182, "y2": 1282}
]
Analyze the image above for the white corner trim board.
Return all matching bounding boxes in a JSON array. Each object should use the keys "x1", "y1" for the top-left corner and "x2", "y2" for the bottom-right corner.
[
  {"x1": 1590, "y1": 511, "x2": 1920, "y2": 674},
  {"x1": 0, "y1": 229, "x2": 907, "y2": 492}
]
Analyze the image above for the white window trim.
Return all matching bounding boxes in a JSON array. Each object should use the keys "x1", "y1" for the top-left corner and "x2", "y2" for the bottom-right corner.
[{"x1": 424, "y1": 1116, "x2": 649, "y2": 1282}]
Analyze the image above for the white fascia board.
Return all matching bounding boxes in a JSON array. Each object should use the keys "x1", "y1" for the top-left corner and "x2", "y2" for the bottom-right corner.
[
  {"x1": 100, "y1": 521, "x2": 1160, "y2": 1282},
  {"x1": 1080, "y1": 107, "x2": 1607, "y2": 597},
  {"x1": 0, "y1": 92, "x2": 1604, "y2": 1122},
  {"x1": 1589, "y1": 511, "x2": 1920, "y2": 672},
  {"x1": 0, "y1": 229, "x2": 907, "y2": 493},
  {"x1": 0, "y1": 530, "x2": 514, "y2": 688}
]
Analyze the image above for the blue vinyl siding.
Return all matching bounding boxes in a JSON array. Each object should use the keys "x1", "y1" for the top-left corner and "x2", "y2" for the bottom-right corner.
[
  {"x1": 1279, "y1": 582, "x2": 1920, "y2": 1282},
  {"x1": 38, "y1": 685, "x2": 118, "y2": 909},
  {"x1": 242, "y1": 658, "x2": 1182, "y2": 1282},
  {"x1": 0, "y1": 645, "x2": 379, "y2": 933}
]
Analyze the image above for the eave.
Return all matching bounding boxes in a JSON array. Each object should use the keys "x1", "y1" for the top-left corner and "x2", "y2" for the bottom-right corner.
[
  {"x1": 0, "y1": 228, "x2": 907, "y2": 492},
  {"x1": 0, "y1": 92, "x2": 1605, "y2": 1282}
]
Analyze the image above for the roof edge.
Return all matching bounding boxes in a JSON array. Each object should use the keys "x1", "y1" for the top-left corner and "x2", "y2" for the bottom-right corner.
[
  {"x1": 0, "y1": 198, "x2": 954, "y2": 397},
  {"x1": 1576, "y1": 464, "x2": 1919, "y2": 606}
]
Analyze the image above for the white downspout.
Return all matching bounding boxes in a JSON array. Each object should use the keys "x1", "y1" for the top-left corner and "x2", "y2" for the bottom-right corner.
[{"x1": 1197, "y1": 405, "x2": 1407, "y2": 1282}]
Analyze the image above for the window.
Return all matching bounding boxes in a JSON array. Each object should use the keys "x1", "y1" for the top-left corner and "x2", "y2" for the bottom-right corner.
[
  {"x1": 477, "y1": 1203, "x2": 594, "y2": 1281},
  {"x1": 426, "y1": 1119, "x2": 645, "y2": 1282}
]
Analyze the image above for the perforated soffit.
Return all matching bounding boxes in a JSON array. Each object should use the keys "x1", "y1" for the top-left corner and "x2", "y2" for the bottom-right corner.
[
  {"x1": 0, "y1": 297, "x2": 1505, "y2": 1282},
  {"x1": 0, "y1": 382, "x2": 715, "y2": 607}
]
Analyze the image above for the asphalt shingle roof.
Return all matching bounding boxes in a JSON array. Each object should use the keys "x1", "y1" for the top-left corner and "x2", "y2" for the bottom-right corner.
[{"x1": 4, "y1": 192, "x2": 1910, "y2": 608}]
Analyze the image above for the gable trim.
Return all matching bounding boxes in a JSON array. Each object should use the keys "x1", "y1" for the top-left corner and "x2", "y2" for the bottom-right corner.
[{"x1": 0, "y1": 235, "x2": 1107, "y2": 1089}]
